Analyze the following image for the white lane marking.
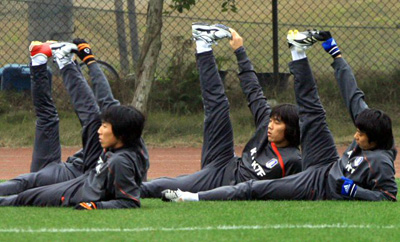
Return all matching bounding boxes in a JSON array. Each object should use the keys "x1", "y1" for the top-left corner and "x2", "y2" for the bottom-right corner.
[{"x1": 0, "y1": 224, "x2": 397, "y2": 233}]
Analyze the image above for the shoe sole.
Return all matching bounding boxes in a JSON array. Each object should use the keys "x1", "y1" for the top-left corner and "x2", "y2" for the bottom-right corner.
[{"x1": 192, "y1": 24, "x2": 232, "y2": 40}]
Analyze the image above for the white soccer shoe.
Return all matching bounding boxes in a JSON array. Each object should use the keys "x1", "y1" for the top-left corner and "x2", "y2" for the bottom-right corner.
[
  {"x1": 287, "y1": 29, "x2": 319, "y2": 51},
  {"x1": 161, "y1": 189, "x2": 185, "y2": 202},
  {"x1": 192, "y1": 22, "x2": 232, "y2": 44},
  {"x1": 51, "y1": 42, "x2": 78, "y2": 69},
  {"x1": 161, "y1": 189, "x2": 199, "y2": 202}
]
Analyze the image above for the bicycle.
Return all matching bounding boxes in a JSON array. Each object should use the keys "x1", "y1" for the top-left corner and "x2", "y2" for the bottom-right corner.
[{"x1": 78, "y1": 60, "x2": 120, "y2": 84}]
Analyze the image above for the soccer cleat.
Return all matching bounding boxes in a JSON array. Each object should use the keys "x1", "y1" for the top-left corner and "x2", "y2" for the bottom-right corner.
[
  {"x1": 192, "y1": 22, "x2": 232, "y2": 44},
  {"x1": 29, "y1": 41, "x2": 53, "y2": 58},
  {"x1": 287, "y1": 29, "x2": 320, "y2": 51},
  {"x1": 161, "y1": 189, "x2": 184, "y2": 202},
  {"x1": 29, "y1": 41, "x2": 57, "y2": 66},
  {"x1": 50, "y1": 42, "x2": 78, "y2": 69}
]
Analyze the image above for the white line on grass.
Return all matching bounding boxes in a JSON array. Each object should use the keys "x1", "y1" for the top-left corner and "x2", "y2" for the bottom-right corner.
[{"x1": 0, "y1": 224, "x2": 398, "y2": 233}]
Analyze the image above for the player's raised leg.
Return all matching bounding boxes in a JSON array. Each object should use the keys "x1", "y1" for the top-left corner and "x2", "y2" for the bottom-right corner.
[
  {"x1": 287, "y1": 29, "x2": 339, "y2": 169},
  {"x1": 192, "y1": 22, "x2": 235, "y2": 169},
  {"x1": 52, "y1": 43, "x2": 103, "y2": 172},
  {"x1": 29, "y1": 41, "x2": 62, "y2": 172}
]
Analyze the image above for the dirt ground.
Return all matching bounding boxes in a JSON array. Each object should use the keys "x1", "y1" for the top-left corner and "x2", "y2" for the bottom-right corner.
[{"x1": 0, "y1": 146, "x2": 399, "y2": 179}]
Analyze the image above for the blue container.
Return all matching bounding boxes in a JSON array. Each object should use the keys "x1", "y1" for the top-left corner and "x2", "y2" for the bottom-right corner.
[{"x1": 0, "y1": 64, "x2": 52, "y2": 92}]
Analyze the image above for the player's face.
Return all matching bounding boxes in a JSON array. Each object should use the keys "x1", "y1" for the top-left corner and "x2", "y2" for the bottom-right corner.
[
  {"x1": 354, "y1": 129, "x2": 376, "y2": 150},
  {"x1": 268, "y1": 116, "x2": 289, "y2": 148},
  {"x1": 98, "y1": 122, "x2": 123, "y2": 149}
]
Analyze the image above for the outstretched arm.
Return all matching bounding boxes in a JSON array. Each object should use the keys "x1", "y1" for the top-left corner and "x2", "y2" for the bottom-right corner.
[
  {"x1": 73, "y1": 38, "x2": 120, "y2": 113},
  {"x1": 319, "y1": 35, "x2": 369, "y2": 124},
  {"x1": 231, "y1": 29, "x2": 271, "y2": 129},
  {"x1": 332, "y1": 57, "x2": 369, "y2": 124}
]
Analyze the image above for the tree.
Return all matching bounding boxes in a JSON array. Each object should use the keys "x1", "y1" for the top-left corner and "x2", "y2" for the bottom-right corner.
[{"x1": 130, "y1": 0, "x2": 163, "y2": 113}]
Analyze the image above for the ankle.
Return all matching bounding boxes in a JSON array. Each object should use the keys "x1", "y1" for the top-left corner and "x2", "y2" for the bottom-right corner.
[
  {"x1": 31, "y1": 55, "x2": 48, "y2": 66},
  {"x1": 182, "y1": 191, "x2": 199, "y2": 202},
  {"x1": 290, "y1": 48, "x2": 307, "y2": 61},
  {"x1": 196, "y1": 39, "x2": 212, "y2": 53}
]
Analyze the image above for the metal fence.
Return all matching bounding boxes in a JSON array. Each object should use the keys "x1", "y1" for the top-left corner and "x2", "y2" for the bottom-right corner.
[{"x1": 1, "y1": 0, "x2": 399, "y2": 105}]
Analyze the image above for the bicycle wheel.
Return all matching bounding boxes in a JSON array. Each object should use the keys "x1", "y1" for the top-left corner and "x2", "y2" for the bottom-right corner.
[{"x1": 78, "y1": 60, "x2": 120, "y2": 84}]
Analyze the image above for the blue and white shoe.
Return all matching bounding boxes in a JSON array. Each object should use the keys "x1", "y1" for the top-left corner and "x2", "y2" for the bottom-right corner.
[{"x1": 192, "y1": 22, "x2": 232, "y2": 44}]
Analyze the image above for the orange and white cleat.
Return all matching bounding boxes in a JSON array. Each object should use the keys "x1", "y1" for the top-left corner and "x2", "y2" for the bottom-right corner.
[{"x1": 29, "y1": 41, "x2": 53, "y2": 58}]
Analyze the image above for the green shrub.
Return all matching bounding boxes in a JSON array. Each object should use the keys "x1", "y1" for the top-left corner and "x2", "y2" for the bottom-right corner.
[{"x1": 149, "y1": 36, "x2": 202, "y2": 114}]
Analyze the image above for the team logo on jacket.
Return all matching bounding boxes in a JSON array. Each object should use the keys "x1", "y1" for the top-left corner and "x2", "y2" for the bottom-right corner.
[
  {"x1": 353, "y1": 156, "x2": 364, "y2": 167},
  {"x1": 266, "y1": 158, "x2": 278, "y2": 169},
  {"x1": 347, "y1": 150, "x2": 353, "y2": 158}
]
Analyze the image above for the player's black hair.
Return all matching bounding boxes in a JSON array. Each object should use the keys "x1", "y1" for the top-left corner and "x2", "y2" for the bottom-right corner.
[
  {"x1": 355, "y1": 108, "x2": 393, "y2": 150},
  {"x1": 270, "y1": 104, "x2": 300, "y2": 147},
  {"x1": 101, "y1": 105, "x2": 145, "y2": 147}
]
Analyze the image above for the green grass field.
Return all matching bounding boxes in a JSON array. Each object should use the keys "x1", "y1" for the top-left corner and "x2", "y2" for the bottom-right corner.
[{"x1": 0, "y1": 181, "x2": 399, "y2": 241}]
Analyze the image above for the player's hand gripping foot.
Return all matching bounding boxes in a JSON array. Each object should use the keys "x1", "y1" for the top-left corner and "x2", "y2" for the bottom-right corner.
[
  {"x1": 29, "y1": 41, "x2": 78, "y2": 69},
  {"x1": 73, "y1": 38, "x2": 96, "y2": 65},
  {"x1": 229, "y1": 28, "x2": 243, "y2": 51},
  {"x1": 192, "y1": 22, "x2": 232, "y2": 44},
  {"x1": 287, "y1": 29, "x2": 320, "y2": 51}
]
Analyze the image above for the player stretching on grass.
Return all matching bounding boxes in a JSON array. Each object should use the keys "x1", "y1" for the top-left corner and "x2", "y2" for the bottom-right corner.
[
  {"x1": 140, "y1": 23, "x2": 302, "y2": 199},
  {"x1": 0, "y1": 41, "x2": 102, "y2": 195},
  {"x1": 0, "y1": 40, "x2": 149, "y2": 196},
  {"x1": 162, "y1": 30, "x2": 397, "y2": 202},
  {"x1": 0, "y1": 41, "x2": 148, "y2": 209}
]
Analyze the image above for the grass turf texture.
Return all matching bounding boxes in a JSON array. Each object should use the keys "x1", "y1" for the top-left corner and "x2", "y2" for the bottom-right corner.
[{"x1": 0, "y1": 187, "x2": 399, "y2": 241}]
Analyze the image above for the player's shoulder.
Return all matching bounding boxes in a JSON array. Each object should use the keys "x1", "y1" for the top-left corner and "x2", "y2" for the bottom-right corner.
[
  {"x1": 365, "y1": 148, "x2": 393, "y2": 160},
  {"x1": 280, "y1": 146, "x2": 301, "y2": 161},
  {"x1": 107, "y1": 147, "x2": 140, "y2": 165},
  {"x1": 364, "y1": 149, "x2": 395, "y2": 168}
]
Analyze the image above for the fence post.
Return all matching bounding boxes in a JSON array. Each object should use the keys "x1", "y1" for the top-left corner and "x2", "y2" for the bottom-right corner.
[
  {"x1": 28, "y1": 0, "x2": 74, "y2": 42},
  {"x1": 272, "y1": 0, "x2": 279, "y2": 85},
  {"x1": 128, "y1": 0, "x2": 140, "y2": 71},
  {"x1": 114, "y1": 0, "x2": 130, "y2": 75}
]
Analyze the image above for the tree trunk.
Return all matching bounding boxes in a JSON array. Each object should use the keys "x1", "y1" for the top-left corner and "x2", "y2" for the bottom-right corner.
[{"x1": 131, "y1": 0, "x2": 163, "y2": 114}]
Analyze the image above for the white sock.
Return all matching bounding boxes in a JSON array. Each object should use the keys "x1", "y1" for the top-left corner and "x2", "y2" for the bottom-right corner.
[
  {"x1": 196, "y1": 39, "x2": 212, "y2": 53},
  {"x1": 31, "y1": 55, "x2": 48, "y2": 66},
  {"x1": 290, "y1": 48, "x2": 307, "y2": 61},
  {"x1": 182, "y1": 191, "x2": 199, "y2": 202}
]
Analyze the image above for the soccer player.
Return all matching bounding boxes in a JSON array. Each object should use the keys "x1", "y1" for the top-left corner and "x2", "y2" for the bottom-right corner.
[
  {"x1": 140, "y1": 23, "x2": 302, "y2": 199},
  {"x1": 0, "y1": 41, "x2": 102, "y2": 196},
  {"x1": 0, "y1": 39, "x2": 149, "y2": 199},
  {"x1": 162, "y1": 30, "x2": 397, "y2": 202},
  {"x1": 0, "y1": 41, "x2": 148, "y2": 209}
]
